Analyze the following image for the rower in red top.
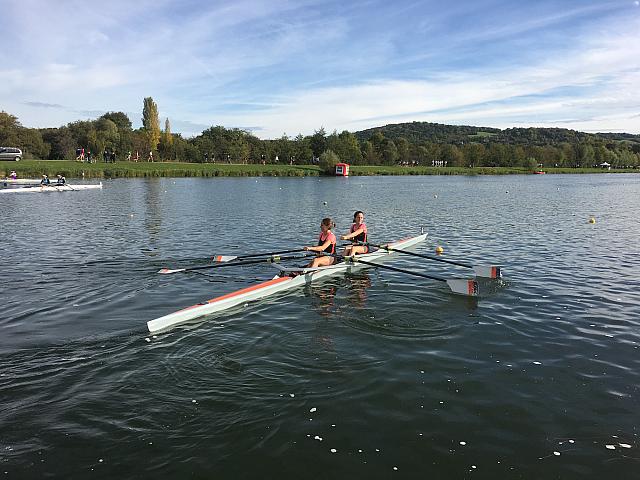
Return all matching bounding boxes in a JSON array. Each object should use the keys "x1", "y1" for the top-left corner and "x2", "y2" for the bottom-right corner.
[
  {"x1": 341, "y1": 210, "x2": 368, "y2": 256},
  {"x1": 303, "y1": 217, "x2": 337, "y2": 268}
]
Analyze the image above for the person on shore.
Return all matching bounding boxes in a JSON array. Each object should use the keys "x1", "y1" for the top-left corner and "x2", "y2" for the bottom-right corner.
[
  {"x1": 40, "y1": 174, "x2": 50, "y2": 186},
  {"x1": 341, "y1": 211, "x2": 369, "y2": 256},
  {"x1": 303, "y1": 218, "x2": 337, "y2": 268}
]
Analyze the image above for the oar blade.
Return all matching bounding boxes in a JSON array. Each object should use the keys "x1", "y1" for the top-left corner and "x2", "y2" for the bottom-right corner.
[
  {"x1": 473, "y1": 265, "x2": 502, "y2": 279},
  {"x1": 446, "y1": 279, "x2": 479, "y2": 296},
  {"x1": 158, "y1": 267, "x2": 185, "y2": 274},
  {"x1": 212, "y1": 255, "x2": 238, "y2": 263}
]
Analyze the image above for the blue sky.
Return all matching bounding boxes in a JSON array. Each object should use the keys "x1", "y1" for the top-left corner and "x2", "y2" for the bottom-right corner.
[{"x1": 1, "y1": 0, "x2": 639, "y2": 138}]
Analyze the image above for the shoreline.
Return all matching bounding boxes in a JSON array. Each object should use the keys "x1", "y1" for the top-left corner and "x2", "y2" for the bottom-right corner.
[{"x1": 1, "y1": 160, "x2": 636, "y2": 179}]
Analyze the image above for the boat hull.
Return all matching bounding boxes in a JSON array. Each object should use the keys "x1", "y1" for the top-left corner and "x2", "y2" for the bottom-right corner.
[
  {"x1": 147, "y1": 233, "x2": 427, "y2": 333},
  {"x1": 0, "y1": 183, "x2": 103, "y2": 193},
  {"x1": 1, "y1": 178, "x2": 44, "y2": 185}
]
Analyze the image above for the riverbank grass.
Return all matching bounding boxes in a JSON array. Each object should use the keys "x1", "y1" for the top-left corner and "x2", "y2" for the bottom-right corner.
[{"x1": 1, "y1": 160, "x2": 633, "y2": 178}]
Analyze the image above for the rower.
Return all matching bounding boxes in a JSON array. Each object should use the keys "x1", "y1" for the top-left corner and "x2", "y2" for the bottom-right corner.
[
  {"x1": 40, "y1": 174, "x2": 50, "y2": 186},
  {"x1": 341, "y1": 211, "x2": 369, "y2": 256},
  {"x1": 56, "y1": 174, "x2": 66, "y2": 185},
  {"x1": 303, "y1": 217, "x2": 337, "y2": 268},
  {"x1": 9, "y1": 170, "x2": 17, "y2": 179}
]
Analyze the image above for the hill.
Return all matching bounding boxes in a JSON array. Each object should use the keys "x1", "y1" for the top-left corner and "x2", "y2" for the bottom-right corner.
[{"x1": 354, "y1": 121, "x2": 640, "y2": 148}]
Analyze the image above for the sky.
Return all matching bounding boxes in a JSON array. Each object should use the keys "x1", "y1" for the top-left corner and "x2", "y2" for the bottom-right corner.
[{"x1": 1, "y1": 0, "x2": 639, "y2": 138}]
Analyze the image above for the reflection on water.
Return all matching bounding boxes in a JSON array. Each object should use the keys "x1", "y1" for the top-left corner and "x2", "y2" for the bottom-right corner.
[
  {"x1": 305, "y1": 271, "x2": 373, "y2": 318},
  {"x1": 345, "y1": 271, "x2": 373, "y2": 308},
  {"x1": 142, "y1": 179, "x2": 164, "y2": 256}
]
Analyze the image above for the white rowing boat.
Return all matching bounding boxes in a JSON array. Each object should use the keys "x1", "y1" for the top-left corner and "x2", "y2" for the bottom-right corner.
[
  {"x1": 1, "y1": 178, "x2": 44, "y2": 185},
  {"x1": 148, "y1": 233, "x2": 479, "y2": 333},
  {"x1": 0, "y1": 183, "x2": 103, "y2": 193}
]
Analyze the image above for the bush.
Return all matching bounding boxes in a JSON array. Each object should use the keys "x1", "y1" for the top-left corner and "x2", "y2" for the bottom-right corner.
[{"x1": 319, "y1": 150, "x2": 340, "y2": 174}]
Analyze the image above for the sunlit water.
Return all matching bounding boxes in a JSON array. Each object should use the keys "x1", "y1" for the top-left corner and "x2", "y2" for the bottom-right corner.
[{"x1": 1, "y1": 174, "x2": 638, "y2": 478}]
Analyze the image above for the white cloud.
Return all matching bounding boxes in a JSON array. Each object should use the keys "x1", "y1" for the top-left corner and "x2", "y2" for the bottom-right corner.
[{"x1": 1, "y1": 1, "x2": 639, "y2": 136}]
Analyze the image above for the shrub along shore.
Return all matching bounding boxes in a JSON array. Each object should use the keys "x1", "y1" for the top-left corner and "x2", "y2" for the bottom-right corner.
[{"x1": 1, "y1": 160, "x2": 633, "y2": 179}]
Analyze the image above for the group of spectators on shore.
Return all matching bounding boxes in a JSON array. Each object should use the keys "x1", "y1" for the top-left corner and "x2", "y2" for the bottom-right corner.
[
  {"x1": 75, "y1": 148, "x2": 120, "y2": 163},
  {"x1": 75, "y1": 148, "x2": 154, "y2": 163}
]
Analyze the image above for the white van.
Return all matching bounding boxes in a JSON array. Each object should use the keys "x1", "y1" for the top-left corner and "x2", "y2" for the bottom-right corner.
[
  {"x1": 0, "y1": 147, "x2": 22, "y2": 161},
  {"x1": 0, "y1": 147, "x2": 22, "y2": 162}
]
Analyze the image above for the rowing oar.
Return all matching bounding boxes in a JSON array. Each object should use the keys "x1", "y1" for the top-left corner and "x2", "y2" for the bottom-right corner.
[
  {"x1": 211, "y1": 248, "x2": 308, "y2": 263},
  {"x1": 357, "y1": 241, "x2": 501, "y2": 279},
  {"x1": 346, "y1": 256, "x2": 479, "y2": 297},
  {"x1": 158, "y1": 254, "x2": 309, "y2": 274}
]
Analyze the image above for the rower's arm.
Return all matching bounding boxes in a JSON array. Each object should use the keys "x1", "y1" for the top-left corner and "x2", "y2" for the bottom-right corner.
[
  {"x1": 305, "y1": 238, "x2": 333, "y2": 252},
  {"x1": 341, "y1": 227, "x2": 365, "y2": 240}
]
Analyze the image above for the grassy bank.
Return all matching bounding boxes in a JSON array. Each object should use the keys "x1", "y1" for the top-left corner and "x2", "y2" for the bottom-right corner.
[
  {"x1": 1, "y1": 160, "x2": 634, "y2": 179},
  {"x1": 0, "y1": 161, "x2": 321, "y2": 178}
]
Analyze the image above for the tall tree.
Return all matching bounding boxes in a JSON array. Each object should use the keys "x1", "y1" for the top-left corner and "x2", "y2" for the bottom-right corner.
[
  {"x1": 159, "y1": 118, "x2": 173, "y2": 160},
  {"x1": 395, "y1": 137, "x2": 410, "y2": 163},
  {"x1": 142, "y1": 97, "x2": 160, "y2": 156},
  {"x1": 310, "y1": 128, "x2": 327, "y2": 157}
]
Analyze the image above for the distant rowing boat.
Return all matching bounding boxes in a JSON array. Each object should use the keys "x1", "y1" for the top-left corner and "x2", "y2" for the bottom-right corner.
[
  {"x1": 148, "y1": 233, "x2": 486, "y2": 333},
  {"x1": 0, "y1": 183, "x2": 103, "y2": 193},
  {"x1": 1, "y1": 178, "x2": 44, "y2": 185}
]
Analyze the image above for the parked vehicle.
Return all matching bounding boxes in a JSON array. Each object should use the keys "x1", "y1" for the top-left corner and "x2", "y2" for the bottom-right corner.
[{"x1": 0, "y1": 147, "x2": 22, "y2": 161}]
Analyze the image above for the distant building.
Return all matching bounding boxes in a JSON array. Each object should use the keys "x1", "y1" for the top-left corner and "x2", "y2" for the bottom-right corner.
[{"x1": 335, "y1": 163, "x2": 349, "y2": 176}]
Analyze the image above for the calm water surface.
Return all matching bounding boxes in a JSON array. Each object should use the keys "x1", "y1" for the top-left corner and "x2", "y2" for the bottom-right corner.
[{"x1": 1, "y1": 174, "x2": 639, "y2": 478}]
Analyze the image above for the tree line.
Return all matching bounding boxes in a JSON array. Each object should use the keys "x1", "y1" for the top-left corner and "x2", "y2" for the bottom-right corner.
[{"x1": 1, "y1": 99, "x2": 639, "y2": 170}]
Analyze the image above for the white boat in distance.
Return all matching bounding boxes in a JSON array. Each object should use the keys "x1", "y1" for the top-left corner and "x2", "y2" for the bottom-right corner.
[
  {"x1": 1, "y1": 178, "x2": 44, "y2": 185},
  {"x1": 148, "y1": 233, "x2": 479, "y2": 333},
  {"x1": 0, "y1": 183, "x2": 103, "y2": 193}
]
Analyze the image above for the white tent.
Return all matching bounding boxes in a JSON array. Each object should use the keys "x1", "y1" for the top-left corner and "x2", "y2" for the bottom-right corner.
[{"x1": 599, "y1": 162, "x2": 610, "y2": 167}]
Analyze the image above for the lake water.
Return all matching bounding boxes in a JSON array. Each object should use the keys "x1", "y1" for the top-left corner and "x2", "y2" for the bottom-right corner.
[{"x1": 1, "y1": 174, "x2": 639, "y2": 478}]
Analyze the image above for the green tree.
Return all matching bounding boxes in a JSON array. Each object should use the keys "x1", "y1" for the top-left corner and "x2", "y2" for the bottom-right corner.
[
  {"x1": 0, "y1": 111, "x2": 21, "y2": 145},
  {"x1": 362, "y1": 140, "x2": 379, "y2": 164},
  {"x1": 100, "y1": 111, "x2": 132, "y2": 131},
  {"x1": 18, "y1": 128, "x2": 49, "y2": 159},
  {"x1": 159, "y1": 118, "x2": 173, "y2": 160},
  {"x1": 319, "y1": 149, "x2": 340, "y2": 174},
  {"x1": 310, "y1": 128, "x2": 327, "y2": 157},
  {"x1": 142, "y1": 97, "x2": 160, "y2": 157},
  {"x1": 441, "y1": 144, "x2": 463, "y2": 167},
  {"x1": 395, "y1": 137, "x2": 410, "y2": 163},
  {"x1": 462, "y1": 143, "x2": 485, "y2": 167},
  {"x1": 381, "y1": 139, "x2": 399, "y2": 165},
  {"x1": 292, "y1": 134, "x2": 313, "y2": 164},
  {"x1": 423, "y1": 142, "x2": 441, "y2": 165},
  {"x1": 331, "y1": 131, "x2": 362, "y2": 164},
  {"x1": 41, "y1": 127, "x2": 75, "y2": 160}
]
